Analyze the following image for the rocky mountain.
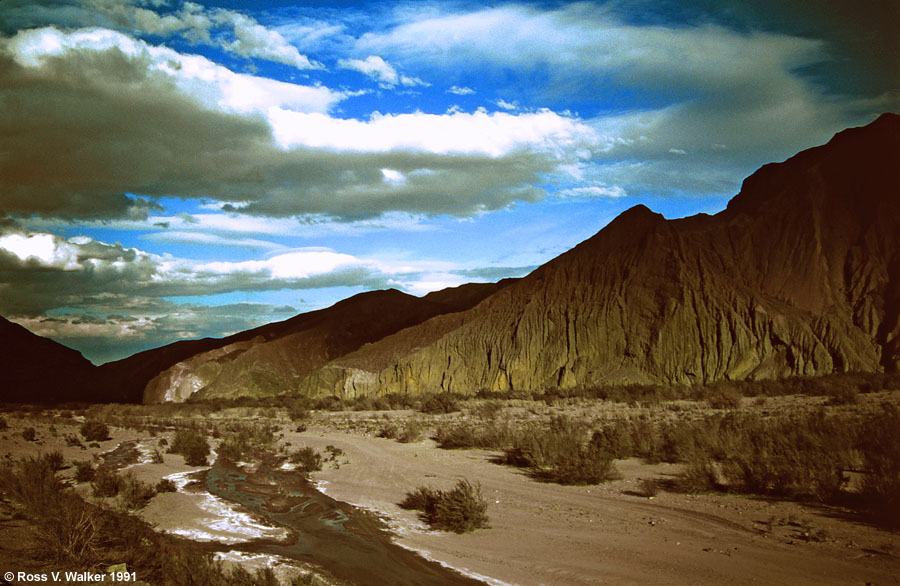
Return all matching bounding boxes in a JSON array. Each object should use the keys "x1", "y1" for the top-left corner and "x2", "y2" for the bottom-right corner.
[
  {"x1": 139, "y1": 281, "x2": 514, "y2": 403},
  {"x1": 290, "y1": 113, "x2": 900, "y2": 397},
  {"x1": 0, "y1": 316, "x2": 99, "y2": 403}
]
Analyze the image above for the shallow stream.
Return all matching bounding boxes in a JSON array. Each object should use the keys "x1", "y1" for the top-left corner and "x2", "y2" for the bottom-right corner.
[{"x1": 202, "y1": 461, "x2": 486, "y2": 586}]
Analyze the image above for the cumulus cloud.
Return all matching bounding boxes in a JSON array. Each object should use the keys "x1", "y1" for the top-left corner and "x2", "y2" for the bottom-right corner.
[
  {"x1": 338, "y1": 55, "x2": 426, "y2": 88},
  {"x1": 447, "y1": 85, "x2": 475, "y2": 95},
  {"x1": 0, "y1": 27, "x2": 601, "y2": 221},
  {"x1": 0, "y1": 0, "x2": 320, "y2": 70},
  {"x1": 213, "y1": 9, "x2": 320, "y2": 70}
]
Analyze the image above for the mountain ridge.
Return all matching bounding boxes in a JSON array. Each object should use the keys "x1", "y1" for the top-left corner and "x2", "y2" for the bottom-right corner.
[{"x1": 2, "y1": 114, "x2": 897, "y2": 403}]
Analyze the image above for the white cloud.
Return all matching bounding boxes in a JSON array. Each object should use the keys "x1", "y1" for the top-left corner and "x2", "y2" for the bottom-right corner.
[
  {"x1": 213, "y1": 10, "x2": 321, "y2": 70},
  {"x1": 268, "y1": 108, "x2": 599, "y2": 156},
  {"x1": 669, "y1": 148, "x2": 687, "y2": 155},
  {"x1": 448, "y1": 85, "x2": 475, "y2": 95},
  {"x1": 0, "y1": 227, "x2": 471, "y2": 318},
  {"x1": 338, "y1": 55, "x2": 426, "y2": 88},
  {"x1": 1, "y1": 26, "x2": 604, "y2": 220},
  {"x1": 496, "y1": 99, "x2": 519, "y2": 111},
  {"x1": 5, "y1": 27, "x2": 341, "y2": 115},
  {"x1": 557, "y1": 185, "x2": 627, "y2": 199}
]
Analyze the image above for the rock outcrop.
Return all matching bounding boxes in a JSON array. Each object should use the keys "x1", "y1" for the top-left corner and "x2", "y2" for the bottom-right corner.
[{"x1": 295, "y1": 113, "x2": 900, "y2": 396}]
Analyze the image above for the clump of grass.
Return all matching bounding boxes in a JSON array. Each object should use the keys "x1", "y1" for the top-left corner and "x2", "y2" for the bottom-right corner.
[
  {"x1": 400, "y1": 479, "x2": 489, "y2": 533},
  {"x1": 80, "y1": 420, "x2": 109, "y2": 442},
  {"x1": 22, "y1": 426, "x2": 37, "y2": 442}
]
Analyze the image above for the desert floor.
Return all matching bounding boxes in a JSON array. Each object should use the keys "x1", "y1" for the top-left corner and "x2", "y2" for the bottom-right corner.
[{"x1": 1, "y1": 396, "x2": 899, "y2": 586}]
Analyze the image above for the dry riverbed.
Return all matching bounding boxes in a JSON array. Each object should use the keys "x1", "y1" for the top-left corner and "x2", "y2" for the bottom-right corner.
[{"x1": 1, "y1": 400, "x2": 899, "y2": 586}]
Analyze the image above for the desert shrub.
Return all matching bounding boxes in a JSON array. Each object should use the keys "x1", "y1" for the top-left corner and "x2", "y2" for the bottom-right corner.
[
  {"x1": 44, "y1": 450, "x2": 65, "y2": 472},
  {"x1": 675, "y1": 454, "x2": 720, "y2": 493},
  {"x1": 169, "y1": 428, "x2": 210, "y2": 466},
  {"x1": 65, "y1": 433, "x2": 84, "y2": 448},
  {"x1": 434, "y1": 418, "x2": 518, "y2": 450},
  {"x1": 542, "y1": 443, "x2": 620, "y2": 485},
  {"x1": 397, "y1": 419, "x2": 424, "y2": 443},
  {"x1": 117, "y1": 472, "x2": 156, "y2": 510},
  {"x1": 858, "y1": 403, "x2": 900, "y2": 527},
  {"x1": 376, "y1": 421, "x2": 398, "y2": 439},
  {"x1": 400, "y1": 479, "x2": 488, "y2": 533},
  {"x1": 74, "y1": 461, "x2": 96, "y2": 483},
  {"x1": 0, "y1": 416, "x2": 7, "y2": 430},
  {"x1": 638, "y1": 478, "x2": 660, "y2": 498},
  {"x1": 91, "y1": 467, "x2": 120, "y2": 498},
  {"x1": 155, "y1": 478, "x2": 177, "y2": 493},
  {"x1": 0, "y1": 454, "x2": 67, "y2": 510},
  {"x1": 419, "y1": 392, "x2": 463, "y2": 414},
  {"x1": 80, "y1": 420, "x2": 110, "y2": 442},
  {"x1": 503, "y1": 416, "x2": 588, "y2": 469},
  {"x1": 826, "y1": 386, "x2": 860, "y2": 406},
  {"x1": 472, "y1": 400, "x2": 503, "y2": 420},
  {"x1": 324, "y1": 445, "x2": 344, "y2": 461},
  {"x1": 291, "y1": 447, "x2": 323, "y2": 474},
  {"x1": 22, "y1": 426, "x2": 37, "y2": 442},
  {"x1": 705, "y1": 386, "x2": 742, "y2": 409},
  {"x1": 228, "y1": 566, "x2": 281, "y2": 586}
]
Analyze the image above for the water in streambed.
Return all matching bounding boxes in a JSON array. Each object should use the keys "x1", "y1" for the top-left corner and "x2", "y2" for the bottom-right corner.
[{"x1": 203, "y1": 461, "x2": 487, "y2": 586}]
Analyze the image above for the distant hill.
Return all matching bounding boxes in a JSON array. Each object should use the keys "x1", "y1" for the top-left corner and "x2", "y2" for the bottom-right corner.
[
  {"x1": 136, "y1": 281, "x2": 514, "y2": 403},
  {"x1": 0, "y1": 316, "x2": 98, "y2": 403}
]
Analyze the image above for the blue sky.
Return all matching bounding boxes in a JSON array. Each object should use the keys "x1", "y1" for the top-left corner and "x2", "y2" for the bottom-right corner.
[{"x1": 0, "y1": 0, "x2": 897, "y2": 363}]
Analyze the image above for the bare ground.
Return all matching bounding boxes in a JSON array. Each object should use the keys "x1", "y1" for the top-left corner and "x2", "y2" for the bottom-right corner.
[{"x1": 1, "y1": 400, "x2": 899, "y2": 586}]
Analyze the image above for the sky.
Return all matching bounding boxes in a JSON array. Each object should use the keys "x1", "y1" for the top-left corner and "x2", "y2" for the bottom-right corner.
[{"x1": 1, "y1": 0, "x2": 897, "y2": 364}]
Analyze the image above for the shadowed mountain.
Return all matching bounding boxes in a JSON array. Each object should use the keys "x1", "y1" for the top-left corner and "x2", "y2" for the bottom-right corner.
[
  {"x1": 285, "y1": 113, "x2": 899, "y2": 397},
  {"x1": 0, "y1": 316, "x2": 99, "y2": 403}
]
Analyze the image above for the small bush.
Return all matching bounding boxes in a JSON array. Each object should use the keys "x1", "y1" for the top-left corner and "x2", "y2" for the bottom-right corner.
[
  {"x1": 74, "y1": 461, "x2": 96, "y2": 483},
  {"x1": 0, "y1": 416, "x2": 7, "y2": 430},
  {"x1": 397, "y1": 420, "x2": 424, "y2": 443},
  {"x1": 419, "y1": 393, "x2": 462, "y2": 414},
  {"x1": 22, "y1": 427, "x2": 37, "y2": 442},
  {"x1": 705, "y1": 387, "x2": 742, "y2": 409},
  {"x1": 290, "y1": 447, "x2": 323, "y2": 474},
  {"x1": 400, "y1": 479, "x2": 489, "y2": 533},
  {"x1": 80, "y1": 421, "x2": 110, "y2": 442},
  {"x1": 118, "y1": 472, "x2": 156, "y2": 510},
  {"x1": 169, "y1": 428, "x2": 210, "y2": 467},
  {"x1": 155, "y1": 478, "x2": 177, "y2": 493},
  {"x1": 65, "y1": 434, "x2": 84, "y2": 448},
  {"x1": 91, "y1": 467, "x2": 120, "y2": 498},
  {"x1": 45, "y1": 451, "x2": 65, "y2": 472},
  {"x1": 376, "y1": 421, "x2": 398, "y2": 439},
  {"x1": 826, "y1": 386, "x2": 859, "y2": 406}
]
